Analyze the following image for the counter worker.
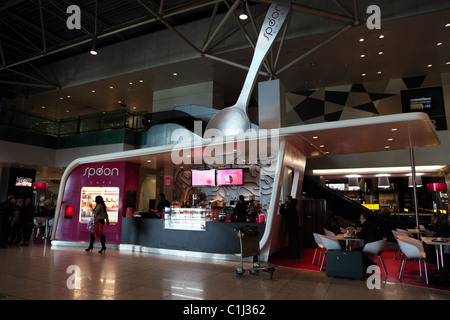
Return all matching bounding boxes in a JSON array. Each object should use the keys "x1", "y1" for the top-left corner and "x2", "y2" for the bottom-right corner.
[
  {"x1": 157, "y1": 193, "x2": 171, "y2": 214},
  {"x1": 234, "y1": 195, "x2": 247, "y2": 222}
]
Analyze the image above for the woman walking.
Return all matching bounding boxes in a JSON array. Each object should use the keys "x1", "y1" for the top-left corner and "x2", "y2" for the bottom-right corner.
[{"x1": 85, "y1": 195, "x2": 109, "y2": 253}]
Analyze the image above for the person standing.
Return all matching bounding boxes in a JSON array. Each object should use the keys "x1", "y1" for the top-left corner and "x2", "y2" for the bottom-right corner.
[
  {"x1": 234, "y1": 195, "x2": 247, "y2": 222},
  {"x1": 0, "y1": 195, "x2": 15, "y2": 248},
  {"x1": 19, "y1": 197, "x2": 34, "y2": 246},
  {"x1": 85, "y1": 195, "x2": 109, "y2": 253},
  {"x1": 280, "y1": 195, "x2": 302, "y2": 259}
]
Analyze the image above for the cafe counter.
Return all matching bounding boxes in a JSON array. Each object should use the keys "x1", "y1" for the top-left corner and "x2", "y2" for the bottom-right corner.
[{"x1": 121, "y1": 214, "x2": 266, "y2": 254}]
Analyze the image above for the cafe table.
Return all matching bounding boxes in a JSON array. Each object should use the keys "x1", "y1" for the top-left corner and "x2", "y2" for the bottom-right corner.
[
  {"x1": 334, "y1": 233, "x2": 363, "y2": 250},
  {"x1": 407, "y1": 228, "x2": 426, "y2": 239},
  {"x1": 421, "y1": 236, "x2": 450, "y2": 270}
]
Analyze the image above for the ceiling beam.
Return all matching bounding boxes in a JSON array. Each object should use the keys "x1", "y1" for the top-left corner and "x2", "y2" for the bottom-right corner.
[{"x1": 136, "y1": 0, "x2": 201, "y2": 54}]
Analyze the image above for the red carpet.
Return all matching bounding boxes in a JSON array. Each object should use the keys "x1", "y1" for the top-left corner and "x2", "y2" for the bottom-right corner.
[{"x1": 269, "y1": 242, "x2": 450, "y2": 291}]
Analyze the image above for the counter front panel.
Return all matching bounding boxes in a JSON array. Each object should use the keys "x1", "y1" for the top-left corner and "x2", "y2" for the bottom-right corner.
[{"x1": 122, "y1": 218, "x2": 265, "y2": 254}]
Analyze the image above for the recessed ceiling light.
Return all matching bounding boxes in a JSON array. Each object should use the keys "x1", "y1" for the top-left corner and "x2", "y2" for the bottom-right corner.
[
  {"x1": 41, "y1": 105, "x2": 45, "y2": 109},
  {"x1": 66, "y1": 110, "x2": 70, "y2": 113},
  {"x1": 66, "y1": 95, "x2": 71, "y2": 98},
  {"x1": 109, "y1": 86, "x2": 114, "y2": 89},
  {"x1": 385, "y1": 146, "x2": 390, "y2": 149},
  {"x1": 59, "y1": 97, "x2": 63, "y2": 100},
  {"x1": 91, "y1": 90, "x2": 95, "y2": 93},
  {"x1": 377, "y1": 71, "x2": 382, "y2": 74},
  {"x1": 388, "y1": 138, "x2": 394, "y2": 141},
  {"x1": 445, "y1": 23, "x2": 450, "y2": 27},
  {"x1": 437, "y1": 42, "x2": 443, "y2": 46},
  {"x1": 312, "y1": 136, "x2": 318, "y2": 139},
  {"x1": 378, "y1": 51, "x2": 383, "y2": 55},
  {"x1": 391, "y1": 128, "x2": 398, "y2": 131},
  {"x1": 427, "y1": 64, "x2": 432, "y2": 68},
  {"x1": 446, "y1": 61, "x2": 450, "y2": 65},
  {"x1": 139, "y1": 80, "x2": 144, "y2": 83},
  {"x1": 361, "y1": 73, "x2": 366, "y2": 76},
  {"x1": 319, "y1": 145, "x2": 325, "y2": 148},
  {"x1": 360, "y1": 54, "x2": 365, "y2": 58},
  {"x1": 173, "y1": 72, "x2": 178, "y2": 76},
  {"x1": 379, "y1": 35, "x2": 385, "y2": 39},
  {"x1": 128, "y1": 82, "x2": 133, "y2": 85},
  {"x1": 359, "y1": 38, "x2": 364, "y2": 42}
]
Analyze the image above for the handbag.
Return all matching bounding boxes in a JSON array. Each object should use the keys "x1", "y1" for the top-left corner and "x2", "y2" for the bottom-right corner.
[{"x1": 86, "y1": 217, "x2": 95, "y2": 231}]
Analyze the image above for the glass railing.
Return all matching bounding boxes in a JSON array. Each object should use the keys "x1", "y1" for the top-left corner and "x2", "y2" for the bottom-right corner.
[{"x1": 0, "y1": 103, "x2": 147, "y2": 136}]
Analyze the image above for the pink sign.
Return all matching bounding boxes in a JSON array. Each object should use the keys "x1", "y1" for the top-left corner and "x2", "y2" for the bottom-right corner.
[{"x1": 164, "y1": 177, "x2": 172, "y2": 185}]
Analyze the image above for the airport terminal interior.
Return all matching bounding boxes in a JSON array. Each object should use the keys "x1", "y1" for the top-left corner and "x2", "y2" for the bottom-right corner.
[{"x1": 1, "y1": 0, "x2": 450, "y2": 302}]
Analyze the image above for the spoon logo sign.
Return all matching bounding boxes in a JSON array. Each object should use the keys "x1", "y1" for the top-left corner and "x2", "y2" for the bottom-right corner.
[{"x1": 263, "y1": 3, "x2": 285, "y2": 41}]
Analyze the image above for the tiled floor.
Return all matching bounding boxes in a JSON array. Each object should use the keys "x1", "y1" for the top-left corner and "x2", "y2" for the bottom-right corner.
[{"x1": 0, "y1": 243, "x2": 449, "y2": 300}]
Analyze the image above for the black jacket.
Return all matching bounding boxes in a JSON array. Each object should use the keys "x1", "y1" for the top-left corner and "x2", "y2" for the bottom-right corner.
[
  {"x1": 357, "y1": 220, "x2": 382, "y2": 245},
  {"x1": 280, "y1": 202, "x2": 299, "y2": 229}
]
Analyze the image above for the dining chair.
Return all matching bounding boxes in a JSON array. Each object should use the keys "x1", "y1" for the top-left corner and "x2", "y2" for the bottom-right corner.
[
  {"x1": 362, "y1": 238, "x2": 388, "y2": 278},
  {"x1": 323, "y1": 229, "x2": 336, "y2": 237},
  {"x1": 396, "y1": 236, "x2": 429, "y2": 284},
  {"x1": 396, "y1": 228, "x2": 414, "y2": 238},
  {"x1": 392, "y1": 229, "x2": 412, "y2": 261},
  {"x1": 318, "y1": 235, "x2": 342, "y2": 271},
  {"x1": 312, "y1": 233, "x2": 325, "y2": 266}
]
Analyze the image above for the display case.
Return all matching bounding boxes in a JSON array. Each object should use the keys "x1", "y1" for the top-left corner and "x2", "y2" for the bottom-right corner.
[
  {"x1": 164, "y1": 208, "x2": 213, "y2": 231},
  {"x1": 80, "y1": 187, "x2": 120, "y2": 225}
]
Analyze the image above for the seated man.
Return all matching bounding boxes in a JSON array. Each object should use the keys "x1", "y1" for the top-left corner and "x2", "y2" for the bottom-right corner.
[{"x1": 357, "y1": 212, "x2": 382, "y2": 245}]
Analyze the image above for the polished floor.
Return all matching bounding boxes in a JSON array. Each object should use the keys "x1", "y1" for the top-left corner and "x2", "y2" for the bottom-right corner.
[{"x1": 0, "y1": 242, "x2": 449, "y2": 301}]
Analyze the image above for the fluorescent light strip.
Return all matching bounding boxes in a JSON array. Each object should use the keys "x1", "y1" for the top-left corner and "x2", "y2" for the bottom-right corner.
[{"x1": 312, "y1": 165, "x2": 445, "y2": 176}]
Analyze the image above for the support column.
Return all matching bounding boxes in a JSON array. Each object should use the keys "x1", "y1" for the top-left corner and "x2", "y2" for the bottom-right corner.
[{"x1": 409, "y1": 146, "x2": 420, "y2": 229}]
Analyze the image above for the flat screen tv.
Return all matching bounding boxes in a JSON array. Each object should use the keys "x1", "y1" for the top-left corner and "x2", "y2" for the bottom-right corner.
[
  {"x1": 401, "y1": 86, "x2": 445, "y2": 116},
  {"x1": 191, "y1": 169, "x2": 216, "y2": 186},
  {"x1": 217, "y1": 169, "x2": 244, "y2": 186},
  {"x1": 15, "y1": 177, "x2": 32, "y2": 187}
]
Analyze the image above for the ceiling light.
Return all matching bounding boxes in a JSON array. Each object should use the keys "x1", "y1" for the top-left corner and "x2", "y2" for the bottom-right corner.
[
  {"x1": 437, "y1": 42, "x2": 443, "y2": 46},
  {"x1": 360, "y1": 54, "x2": 365, "y2": 58},
  {"x1": 312, "y1": 136, "x2": 318, "y2": 139},
  {"x1": 361, "y1": 73, "x2": 366, "y2": 76},
  {"x1": 391, "y1": 128, "x2": 398, "y2": 131},
  {"x1": 427, "y1": 64, "x2": 432, "y2": 68},
  {"x1": 139, "y1": 80, "x2": 144, "y2": 83},
  {"x1": 239, "y1": 11, "x2": 248, "y2": 20},
  {"x1": 359, "y1": 38, "x2": 364, "y2": 42},
  {"x1": 388, "y1": 138, "x2": 393, "y2": 141},
  {"x1": 445, "y1": 23, "x2": 450, "y2": 27},
  {"x1": 319, "y1": 145, "x2": 325, "y2": 148},
  {"x1": 66, "y1": 110, "x2": 70, "y2": 113},
  {"x1": 377, "y1": 71, "x2": 382, "y2": 74},
  {"x1": 239, "y1": 1, "x2": 248, "y2": 20},
  {"x1": 91, "y1": 90, "x2": 95, "y2": 93},
  {"x1": 41, "y1": 105, "x2": 45, "y2": 109},
  {"x1": 89, "y1": 38, "x2": 98, "y2": 55},
  {"x1": 379, "y1": 35, "x2": 385, "y2": 39},
  {"x1": 109, "y1": 86, "x2": 114, "y2": 89},
  {"x1": 385, "y1": 146, "x2": 390, "y2": 149},
  {"x1": 446, "y1": 61, "x2": 450, "y2": 65},
  {"x1": 173, "y1": 72, "x2": 178, "y2": 76},
  {"x1": 378, "y1": 51, "x2": 383, "y2": 55},
  {"x1": 312, "y1": 165, "x2": 445, "y2": 176},
  {"x1": 66, "y1": 95, "x2": 71, "y2": 98},
  {"x1": 128, "y1": 82, "x2": 133, "y2": 85}
]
